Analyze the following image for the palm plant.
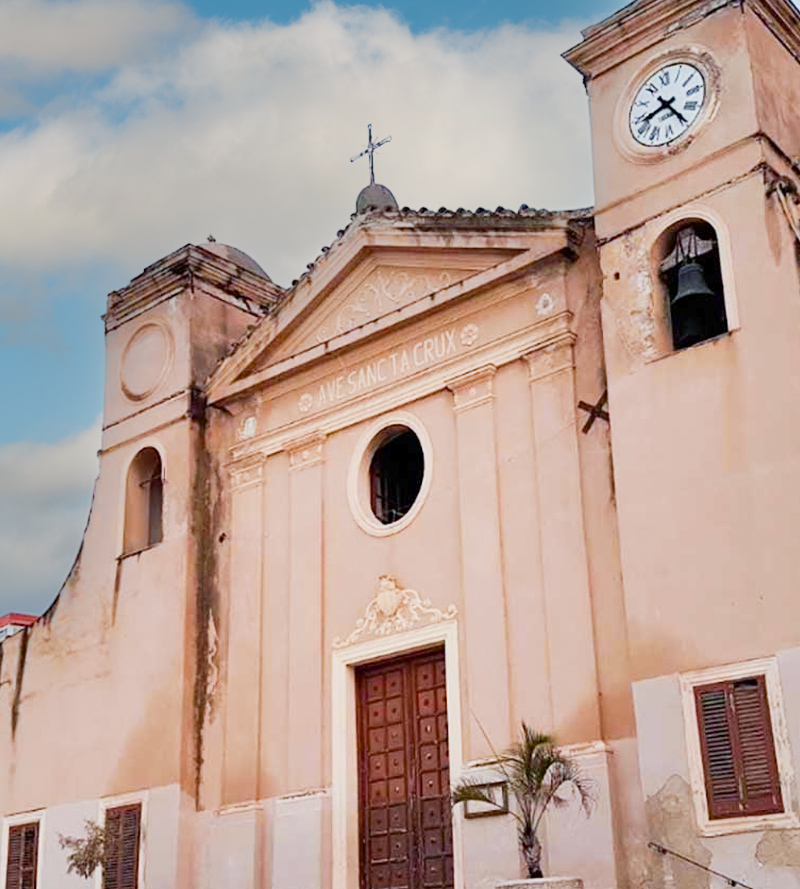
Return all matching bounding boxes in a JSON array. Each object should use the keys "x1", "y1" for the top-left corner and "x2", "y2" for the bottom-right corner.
[{"x1": 451, "y1": 722, "x2": 595, "y2": 880}]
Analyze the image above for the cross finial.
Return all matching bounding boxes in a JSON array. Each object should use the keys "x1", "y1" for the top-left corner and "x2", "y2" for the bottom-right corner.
[{"x1": 350, "y1": 124, "x2": 391, "y2": 186}]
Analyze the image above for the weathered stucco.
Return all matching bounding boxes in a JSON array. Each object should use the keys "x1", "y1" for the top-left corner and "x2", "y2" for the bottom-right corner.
[
  {"x1": 4, "y1": 1, "x2": 800, "y2": 887},
  {"x1": 645, "y1": 776, "x2": 710, "y2": 889}
]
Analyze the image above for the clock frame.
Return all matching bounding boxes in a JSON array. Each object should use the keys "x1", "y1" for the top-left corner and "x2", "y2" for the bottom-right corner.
[{"x1": 614, "y1": 48, "x2": 721, "y2": 163}]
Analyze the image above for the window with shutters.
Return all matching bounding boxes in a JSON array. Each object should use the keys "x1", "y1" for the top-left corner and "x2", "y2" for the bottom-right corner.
[
  {"x1": 102, "y1": 804, "x2": 141, "y2": 889},
  {"x1": 680, "y1": 658, "x2": 799, "y2": 836},
  {"x1": 4, "y1": 821, "x2": 39, "y2": 889}
]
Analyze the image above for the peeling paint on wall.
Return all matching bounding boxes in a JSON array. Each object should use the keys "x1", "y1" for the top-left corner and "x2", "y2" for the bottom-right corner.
[
  {"x1": 645, "y1": 775, "x2": 711, "y2": 889},
  {"x1": 756, "y1": 828, "x2": 800, "y2": 868},
  {"x1": 600, "y1": 231, "x2": 659, "y2": 368}
]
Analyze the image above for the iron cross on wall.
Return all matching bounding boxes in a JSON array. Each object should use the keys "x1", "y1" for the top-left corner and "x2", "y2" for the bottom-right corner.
[{"x1": 578, "y1": 389, "x2": 610, "y2": 433}]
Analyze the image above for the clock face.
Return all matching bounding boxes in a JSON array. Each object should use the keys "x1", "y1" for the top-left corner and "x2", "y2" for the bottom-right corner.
[{"x1": 628, "y1": 63, "x2": 706, "y2": 147}]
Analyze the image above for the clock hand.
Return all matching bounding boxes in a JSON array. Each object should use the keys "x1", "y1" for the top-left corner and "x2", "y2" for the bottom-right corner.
[
  {"x1": 637, "y1": 98, "x2": 670, "y2": 124},
  {"x1": 646, "y1": 98, "x2": 670, "y2": 121},
  {"x1": 660, "y1": 97, "x2": 688, "y2": 124}
]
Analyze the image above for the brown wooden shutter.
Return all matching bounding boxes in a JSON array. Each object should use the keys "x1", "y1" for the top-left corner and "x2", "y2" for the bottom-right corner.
[
  {"x1": 6, "y1": 822, "x2": 38, "y2": 889},
  {"x1": 695, "y1": 675, "x2": 782, "y2": 819},
  {"x1": 103, "y1": 804, "x2": 141, "y2": 889}
]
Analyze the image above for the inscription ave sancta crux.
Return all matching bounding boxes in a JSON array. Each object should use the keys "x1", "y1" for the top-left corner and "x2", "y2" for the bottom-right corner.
[{"x1": 297, "y1": 323, "x2": 480, "y2": 414}]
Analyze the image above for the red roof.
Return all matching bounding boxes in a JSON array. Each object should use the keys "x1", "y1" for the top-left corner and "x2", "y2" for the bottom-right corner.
[{"x1": 0, "y1": 613, "x2": 37, "y2": 630}]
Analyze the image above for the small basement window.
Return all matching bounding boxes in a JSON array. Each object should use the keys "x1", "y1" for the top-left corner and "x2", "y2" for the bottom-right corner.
[
  {"x1": 123, "y1": 447, "x2": 163, "y2": 554},
  {"x1": 369, "y1": 428, "x2": 425, "y2": 525},
  {"x1": 660, "y1": 221, "x2": 728, "y2": 350}
]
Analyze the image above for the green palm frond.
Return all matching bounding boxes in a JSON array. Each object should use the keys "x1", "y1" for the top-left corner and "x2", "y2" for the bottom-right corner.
[
  {"x1": 450, "y1": 781, "x2": 501, "y2": 809},
  {"x1": 451, "y1": 721, "x2": 596, "y2": 878}
]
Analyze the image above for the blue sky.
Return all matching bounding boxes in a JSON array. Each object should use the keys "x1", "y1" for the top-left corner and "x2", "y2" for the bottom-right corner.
[{"x1": 0, "y1": 0, "x2": 615, "y2": 614}]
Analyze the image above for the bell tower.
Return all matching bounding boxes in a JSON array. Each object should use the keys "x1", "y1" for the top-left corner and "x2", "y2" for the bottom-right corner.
[{"x1": 563, "y1": 0, "x2": 800, "y2": 685}]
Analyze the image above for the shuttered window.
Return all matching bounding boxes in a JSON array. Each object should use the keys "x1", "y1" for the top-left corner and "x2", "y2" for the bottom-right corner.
[
  {"x1": 102, "y1": 804, "x2": 141, "y2": 889},
  {"x1": 694, "y1": 675, "x2": 783, "y2": 819},
  {"x1": 5, "y1": 822, "x2": 38, "y2": 889}
]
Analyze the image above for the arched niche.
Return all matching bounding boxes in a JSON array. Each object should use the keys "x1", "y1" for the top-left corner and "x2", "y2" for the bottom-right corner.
[{"x1": 123, "y1": 447, "x2": 164, "y2": 554}]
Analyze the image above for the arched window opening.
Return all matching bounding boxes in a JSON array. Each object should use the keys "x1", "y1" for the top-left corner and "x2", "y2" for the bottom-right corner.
[
  {"x1": 660, "y1": 222, "x2": 728, "y2": 350},
  {"x1": 124, "y1": 447, "x2": 163, "y2": 554},
  {"x1": 369, "y1": 428, "x2": 425, "y2": 525}
]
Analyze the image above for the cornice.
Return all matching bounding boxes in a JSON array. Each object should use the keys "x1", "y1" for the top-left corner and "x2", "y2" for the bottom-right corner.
[
  {"x1": 564, "y1": 0, "x2": 800, "y2": 79},
  {"x1": 207, "y1": 215, "x2": 590, "y2": 395},
  {"x1": 225, "y1": 311, "x2": 574, "y2": 468},
  {"x1": 104, "y1": 244, "x2": 283, "y2": 331},
  {"x1": 207, "y1": 231, "x2": 578, "y2": 404}
]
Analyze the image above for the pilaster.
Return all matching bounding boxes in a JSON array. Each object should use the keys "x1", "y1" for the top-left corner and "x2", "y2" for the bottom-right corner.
[
  {"x1": 223, "y1": 454, "x2": 266, "y2": 804},
  {"x1": 286, "y1": 432, "x2": 326, "y2": 789},
  {"x1": 446, "y1": 365, "x2": 511, "y2": 758},
  {"x1": 523, "y1": 337, "x2": 601, "y2": 740}
]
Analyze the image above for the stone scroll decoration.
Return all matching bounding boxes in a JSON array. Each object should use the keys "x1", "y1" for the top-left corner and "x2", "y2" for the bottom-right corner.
[
  {"x1": 333, "y1": 574, "x2": 458, "y2": 649},
  {"x1": 313, "y1": 269, "x2": 455, "y2": 344}
]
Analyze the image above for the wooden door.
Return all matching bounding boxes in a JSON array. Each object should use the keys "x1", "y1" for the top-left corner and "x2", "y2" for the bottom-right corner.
[{"x1": 357, "y1": 648, "x2": 453, "y2": 889}]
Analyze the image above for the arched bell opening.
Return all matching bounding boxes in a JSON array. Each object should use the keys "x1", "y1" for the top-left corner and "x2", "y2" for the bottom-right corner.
[
  {"x1": 123, "y1": 447, "x2": 164, "y2": 554},
  {"x1": 658, "y1": 219, "x2": 728, "y2": 351}
]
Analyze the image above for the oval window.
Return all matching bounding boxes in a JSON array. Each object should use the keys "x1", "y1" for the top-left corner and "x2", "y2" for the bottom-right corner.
[
  {"x1": 348, "y1": 413, "x2": 433, "y2": 537},
  {"x1": 369, "y1": 427, "x2": 425, "y2": 525}
]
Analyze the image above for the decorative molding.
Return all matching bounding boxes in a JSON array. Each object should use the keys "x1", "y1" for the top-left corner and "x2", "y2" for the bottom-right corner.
[
  {"x1": 446, "y1": 364, "x2": 497, "y2": 412},
  {"x1": 333, "y1": 575, "x2": 457, "y2": 649},
  {"x1": 208, "y1": 236, "x2": 575, "y2": 405},
  {"x1": 119, "y1": 319, "x2": 174, "y2": 403},
  {"x1": 238, "y1": 415, "x2": 257, "y2": 439},
  {"x1": 536, "y1": 292, "x2": 555, "y2": 317},
  {"x1": 347, "y1": 412, "x2": 433, "y2": 538},
  {"x1": 230, "y1": 454, "x2": 265, "y2": 490},
  {"x1": 229, "y1": 311, "x2": 575, "y2": 464},
  {"x1": 563, "y1": 0, "x2": 800, "y2": 79},
  {"x1": 286, "y1": 431, "x2": 326, "y2": 470},
  {"x1": 312, "y1": 269, "x2": 456, "y2": 344},
  {"x1": 523, "y1": 332, "x2": 577, "y2": 383}
]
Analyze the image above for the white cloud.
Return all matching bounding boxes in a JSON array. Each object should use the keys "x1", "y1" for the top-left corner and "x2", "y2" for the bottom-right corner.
[
  {"x1": 0, "y1": 2, "x2": 593, "y2": 285},
  {"x1": 0, "y1": 5, "x2": 594, "y2": 611},
  {"x1": 0, "y1": 0, "x2": 195, "y2": 73},
  {"x1": 0, "y1": 420, "x2": 100, "y2": 615}
]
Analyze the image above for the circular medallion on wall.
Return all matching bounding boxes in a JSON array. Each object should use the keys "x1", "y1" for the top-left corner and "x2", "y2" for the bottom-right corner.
[{"x1": 120, "y1": 321, "x2": 173, "y2": 401}]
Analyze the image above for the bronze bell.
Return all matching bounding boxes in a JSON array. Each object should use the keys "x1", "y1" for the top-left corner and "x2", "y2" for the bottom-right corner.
[{"x1": 670, "y1": 260, "x2": 716, "y2": 349}]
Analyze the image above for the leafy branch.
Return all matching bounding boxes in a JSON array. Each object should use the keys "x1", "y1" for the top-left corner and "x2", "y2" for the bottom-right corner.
[{"x1": 58, "y1": 820, "x2": 108, "y2": 879}]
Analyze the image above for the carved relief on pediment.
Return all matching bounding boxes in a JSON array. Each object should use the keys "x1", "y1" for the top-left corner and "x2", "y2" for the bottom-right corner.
[
  {"x1": 300, "y1": 267, "x2": 464, "y2": 350},
  {"x1": 333, "y1": 575, "x2": 458, "y2": 649}
]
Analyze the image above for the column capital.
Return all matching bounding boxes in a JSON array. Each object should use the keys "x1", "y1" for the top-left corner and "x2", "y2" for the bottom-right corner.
[
  {"x1": 229, "y1": 453, "x2": 266, "y2": 491},
  {"x1": 445, "y1": 364, "x2": 497, "y2": 413},
  {"x1": 522, "y1": 333, "x2": 577, "y2": 383},
  {"x1": 285, "y1": 431, "x2": 326, "y2": 470}
]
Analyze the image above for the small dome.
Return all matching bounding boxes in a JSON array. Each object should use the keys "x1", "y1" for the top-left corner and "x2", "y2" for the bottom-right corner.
[
  {"x1": 356, "y1": 183, "x2": 398, "y2": 215},
  {"x1": 201, "y1": 242, "x2": 271, "y2": 279}
]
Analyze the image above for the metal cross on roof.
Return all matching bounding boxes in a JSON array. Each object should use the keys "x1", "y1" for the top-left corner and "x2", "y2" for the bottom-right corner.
[{"x1": 350, "y1": 124, "x2": 391, "y2": 185}]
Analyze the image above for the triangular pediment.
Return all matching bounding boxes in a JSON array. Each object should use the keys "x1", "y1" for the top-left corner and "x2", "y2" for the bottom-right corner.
[
  {"x1": 257, "y1": 249, "x2": 512, "y2": 366},
  {"x1": 208, "y1": 211, "x2": 584, "y2": 401}
]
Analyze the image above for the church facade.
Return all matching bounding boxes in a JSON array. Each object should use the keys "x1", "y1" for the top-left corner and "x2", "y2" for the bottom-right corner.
[{"x1": 3, "y1": 0, "x2": 800, "y2": 887}]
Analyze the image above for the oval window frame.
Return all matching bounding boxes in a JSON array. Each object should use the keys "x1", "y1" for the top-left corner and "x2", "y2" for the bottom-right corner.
[{"x1": 347, "y1": 412, "x2": 433, "y2": 538}]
